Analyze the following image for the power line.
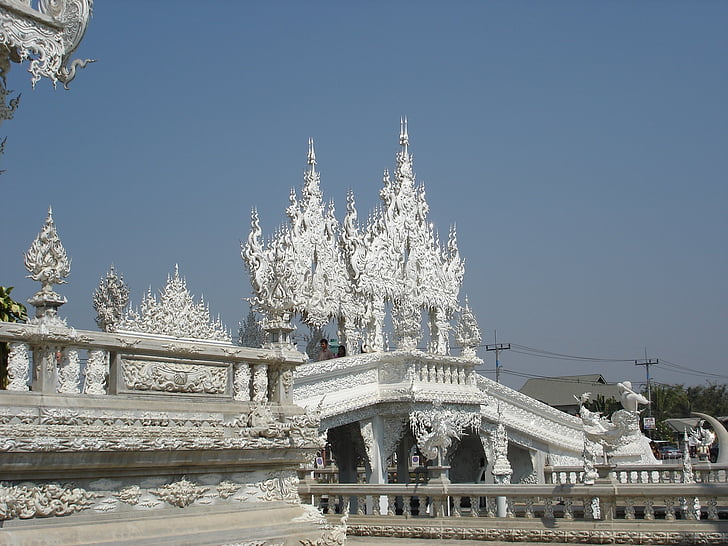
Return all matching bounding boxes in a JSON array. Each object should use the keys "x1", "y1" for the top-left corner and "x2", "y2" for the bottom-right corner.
[{"x1": 508, "y1": 344, "x2": 633, "y2": 363}]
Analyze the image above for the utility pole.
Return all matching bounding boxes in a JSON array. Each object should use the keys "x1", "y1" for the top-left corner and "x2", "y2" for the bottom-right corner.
[
  {"x1": 634, "y1": 352, "x2": 658, "y2": 417},
  {"x1": 486, "y1": 330, "x2": 511, "y2": 384}
]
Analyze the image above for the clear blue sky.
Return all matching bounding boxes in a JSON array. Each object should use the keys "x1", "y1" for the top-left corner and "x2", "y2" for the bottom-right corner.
[{"x1": 1, "y1": 2, "x2": 726, "y2": 391}]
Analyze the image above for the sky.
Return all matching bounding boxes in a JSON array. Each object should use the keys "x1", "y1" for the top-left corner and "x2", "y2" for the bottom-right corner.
[{"x1": 1, "y1": 1, "x2": 726, "y2": 392}]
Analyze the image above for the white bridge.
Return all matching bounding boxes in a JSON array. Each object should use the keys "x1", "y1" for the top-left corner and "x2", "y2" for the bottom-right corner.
[{"x1": 294, "y1": 349, "x2": 585, "y2": 489}]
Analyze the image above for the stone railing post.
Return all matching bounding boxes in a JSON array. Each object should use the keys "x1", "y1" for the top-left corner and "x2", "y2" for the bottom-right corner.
[
  {"x1": 58, "y1": 347, "x2": 81, "y2": 393},
  {"x1": 252, "y1": 363, "x2": 268, "y2": 402},
  {"x1": 32, "y1": 345, "x2": 58, "y2": 393},
  {"x1": 6, "y1": 341, "x2": 30, "y2": 391},
  {"x1": 83, "y1": 349, "x2": 109, "y2": 395},
  {"x1": 233, "y1": 362, "x2": 251, "y2": 401}
]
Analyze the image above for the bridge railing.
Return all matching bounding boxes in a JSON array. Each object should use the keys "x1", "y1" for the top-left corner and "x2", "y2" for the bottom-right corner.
[
  {"x1": 0, "y1": 321, "x2": 303, "y2": 404},
  {"x1": 298, "y1": 480, "x2": 728, "y2": 522},
  {"x1": 546, "y1": 464, "x2": 728, "y2": 485}
]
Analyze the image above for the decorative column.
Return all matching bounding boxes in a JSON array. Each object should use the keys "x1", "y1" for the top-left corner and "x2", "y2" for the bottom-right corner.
[
  {"x1": 359, "y1": 417, "x2": 408, "y2": 514},
  {"x1": 491, "y1": 416, "x2": 513, "y2": 518}
]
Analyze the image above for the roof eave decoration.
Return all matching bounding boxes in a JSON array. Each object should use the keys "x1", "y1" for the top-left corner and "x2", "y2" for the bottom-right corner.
[{"x1": 0, "y1": 0, "x2": 94, "y2": 89}]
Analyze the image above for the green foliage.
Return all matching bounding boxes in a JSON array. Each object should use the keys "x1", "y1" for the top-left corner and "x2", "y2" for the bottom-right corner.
[
  {"x1": 0, "y1": 286, "x2": 27, "y2": 323},
  {"x1": 584, "y1": 394, "x2": 621, "y2": 416},
  {"x1": 649, "y1": 383, "x2": 728, "y2": 441},
  {"x1": 1, "y1": 286, "x2": 28, "y2": 389}
]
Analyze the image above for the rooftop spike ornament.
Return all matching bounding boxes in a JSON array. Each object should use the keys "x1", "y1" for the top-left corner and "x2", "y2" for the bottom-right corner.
[
  {"x1": 243, "y1": 120, "x2": 467, "y2": 356},
  {"x1": 118, "y1": 266, "x2": 231, "y2": 342},
  {"x1": 24, "y1": 207, "x2": 71, "y2": 326},
  {"x1": 93, "y1": 265, "x2": 130, "y2": 332}
]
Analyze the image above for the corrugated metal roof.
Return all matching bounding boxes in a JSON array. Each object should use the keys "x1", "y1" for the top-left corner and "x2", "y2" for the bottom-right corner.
[{"x1": 519, "y1": 374, "x2": 620, "y2": 407}]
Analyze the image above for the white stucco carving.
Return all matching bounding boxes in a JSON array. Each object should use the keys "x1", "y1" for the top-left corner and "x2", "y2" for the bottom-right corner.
[
  {"x1": 151, "y1": 478, "x2": 208, "y2": 508},
  {"x1": 119, "y1": 266, "x2": 230, "y2": 342},
  {"x1": 93, "y1": 265, "x2": 129, "y2": 332},
  {"x1": 6, "y1": 341, "x2": 30, "y2": 391},
  {"x1": 410, "y1": 403, "x2": 480, "y2": 466},
  {"x1": 455, "y1": 296, "x2": 481, "y2": 358},
  {"x1": 243, "y1": 121, "x2": 469, "y2": 356},
  {"x1": 0, "y1": 0, "x2": 94, "y2": 88},
  {"x1": 0, "y1": 482, "x2": 98, "y2": 520},
  {"x1": 122, "y1": 359, "x2": 227, "y2": 394},
  {"x1": 233, "y1": 362, "x2": 252, "y2": 401},
  {"x1": 576, "y1": 390, "x2": 658, "y2": 465},
  {"x1": 83, "y1": 348, "x2": 108, "y2": 395},
  {"x1": 257, "y1": 473, "x2": 299, "y2": 502},
  {"x1": 491, "y1": 417, "x2": 513, "y2": 484},
  {"x1": 24, "y1": 207, "x2": 70, "y2": 327},
  {"x1": 58, "y1": 347, "x2": 80, "y2": 393}
]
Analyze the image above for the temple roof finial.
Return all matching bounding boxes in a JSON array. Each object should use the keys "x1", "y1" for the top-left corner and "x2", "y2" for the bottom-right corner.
[
  {"x1": 307, "y1": 137, "x2": 317, "y2": 169},
  {"x1": 399, "y1": 116, "x2": 409, "y2": 149}
]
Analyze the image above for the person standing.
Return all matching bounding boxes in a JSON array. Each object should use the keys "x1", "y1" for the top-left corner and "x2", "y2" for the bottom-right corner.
[{"x1": 318, "y1": 339, "x2": 334, "y2": 361}]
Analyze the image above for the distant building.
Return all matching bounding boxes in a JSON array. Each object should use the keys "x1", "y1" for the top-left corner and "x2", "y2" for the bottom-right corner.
[{"x1": 519, "y1": 374, "x2": 621, "y2": 415}]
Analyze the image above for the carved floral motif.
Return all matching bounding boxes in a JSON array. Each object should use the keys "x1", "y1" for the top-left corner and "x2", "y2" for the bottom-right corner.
[
  {"x1": 151, "y1": 478, "x2": 208, "y2": 508},
  {"x1": 115, "y1": 485, "x2": 142, "y2": 505}
]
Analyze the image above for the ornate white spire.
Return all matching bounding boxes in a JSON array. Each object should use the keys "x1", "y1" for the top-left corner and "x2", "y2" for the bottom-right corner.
[
  {"x1": 243, "y1": 121, "x2": 468, "y2": 356},
  {"x1": 119, "y1": 266, "x2": 231, "y2": 342},
  {"x1": 307, "y1": 137, "x2": 316, "y2": 168},
  {"x1": 93, "y1": 265, "x2": 130, "y2": 332},
  {"x1": 24, "y1": 207, "x2": 71, "y2": 326},
  {"x1": 455, "y1": 295, "x2": 481, "y2": 358},
  {"x1": 399, "y1": 116, "x2": 409, "y2": 150},
  {"x1": 24, "y1": 206, "x2": 71, "y2": 292}
]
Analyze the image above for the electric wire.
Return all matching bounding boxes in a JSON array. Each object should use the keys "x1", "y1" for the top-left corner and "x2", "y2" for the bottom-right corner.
[{"x1": 475, "y1": 343, "x2": 726, "y2": 382}]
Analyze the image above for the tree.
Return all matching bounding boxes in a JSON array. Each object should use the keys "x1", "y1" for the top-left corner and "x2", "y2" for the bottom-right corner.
[
  {"x1": 238, "y1": 305, "x2": 265, "y2": 348},
  {"x1": 0, "y1": 286, "x2": 28, "y2": 388},
  {"x1": 648, "y1": 383, "x2": 728, "y2": 441},
  {"x1": 584, "y1": 394, "x2": 621, "y2": 417},
  {"x1": 0, "y1": 286, "x2": 27, "y2": 323}
]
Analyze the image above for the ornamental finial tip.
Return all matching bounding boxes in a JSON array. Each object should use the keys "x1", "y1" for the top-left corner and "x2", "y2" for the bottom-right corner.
[
  {"x1": 307, "y1": 137, "x2": 316, "y2": 168},
  {"x1": 399, "y1": 116, "x2": 409, "y2": 148}
]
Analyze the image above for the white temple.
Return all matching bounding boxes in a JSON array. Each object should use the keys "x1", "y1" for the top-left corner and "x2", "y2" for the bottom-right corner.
[
  {"x1": 243, "y1": 119, "x2": 467, "y2": 357},
  {"x1": 1, "y1": 118, "x2": 725, "y2": 544}
]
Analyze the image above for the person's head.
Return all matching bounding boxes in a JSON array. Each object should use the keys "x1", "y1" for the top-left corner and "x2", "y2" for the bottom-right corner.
[
  {"x1": 337, "y1": 345, "x2": 346, "y2": 357},
  {"x1": 320, "y1": 339, "x2": 329, "y2": 350}
]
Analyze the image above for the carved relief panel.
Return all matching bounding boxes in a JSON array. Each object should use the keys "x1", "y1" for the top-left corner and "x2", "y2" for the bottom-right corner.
[{"x1": 116, "y1": 355, "x2": 231, "y2": 397}]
